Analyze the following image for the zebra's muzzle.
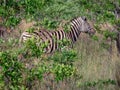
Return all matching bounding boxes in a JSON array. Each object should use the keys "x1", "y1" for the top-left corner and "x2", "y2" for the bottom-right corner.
[{"x1": 88, "y1": 28, "x2": 96, "y2": 36}]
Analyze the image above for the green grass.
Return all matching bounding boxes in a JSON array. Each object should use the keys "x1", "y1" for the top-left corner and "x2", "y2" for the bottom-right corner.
[{"x1": 0, "y1": 0, "x2": 120, "y2": 90}]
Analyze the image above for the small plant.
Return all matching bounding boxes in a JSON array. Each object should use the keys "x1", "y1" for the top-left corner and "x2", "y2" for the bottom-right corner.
[
  {"x1": 115, "y1": 19, "x2": 120, "y2": 27},
  {"x1": 94, "y1": 24, "x2": 103, "y2": 34},
  {"x1": 0, "y1": 51, "x2": 24, "y2": 89},
  {"x1": 103, "y1": 30, "x2": 117, "y2": 40},
  {"x1": 100, "y1": 42, "x2": 110, "y2": 50},
  {"x1": 5, "y1": 16, "x2": 20, "y2": 27},
  {"x1": 91, "y1": 35, "x2": 99, "y2": 41},
  {"x1": 26, "y1": 27, "x2": 35, "y2": 33},
  {"x1": 25, "y1": 63, "x2": 49, "y2": 88},
  {"x1": 7, "y1": 38, "x2": 19, "y2": 47},
  {"x1": 23, "y1": 37, "x2": 46, "y2": 58},
  {"x1": 0, "y1": 38, "x2": 4, "y2": 44},
  {"x1": 52, "y1": 63, "x2": 77, "y2": 82},
  {"x1": 78, "y1": 79, "x2": 116, "y2": 88},
  {"x1": 41, "y1": 18, "x2": 59, "y2": 30},
  {"x1": 51, "y1": 49, "x2": 77, "y2": 65},
  {"x1": 63, "y1": 24, "x2": 71, "y2": 33}
]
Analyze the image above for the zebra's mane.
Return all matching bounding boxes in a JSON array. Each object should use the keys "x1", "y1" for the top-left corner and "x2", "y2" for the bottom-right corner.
[{"x1": 70, "y1": 17, "x2": 78, "y2": 22}]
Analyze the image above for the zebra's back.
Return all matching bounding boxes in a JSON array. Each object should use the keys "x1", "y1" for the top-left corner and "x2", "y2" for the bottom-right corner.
[{"x1": 19, "y1": 28, "x2": 68, "y2": 53}]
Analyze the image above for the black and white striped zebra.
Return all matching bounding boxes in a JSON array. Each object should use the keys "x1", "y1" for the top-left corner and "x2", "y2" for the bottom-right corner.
[{"x1": 19, "y1": 16, "x2": 95, "y2": 53}]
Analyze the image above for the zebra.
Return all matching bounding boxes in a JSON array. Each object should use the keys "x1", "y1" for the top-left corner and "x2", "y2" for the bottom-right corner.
[{"x1": 19, "y1": 16, "x2": 95, "y2": 53}]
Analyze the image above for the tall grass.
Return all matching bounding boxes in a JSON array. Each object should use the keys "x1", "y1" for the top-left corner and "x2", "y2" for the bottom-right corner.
[
  {"x1": 74, "y1": 33, "x2": 119, "y2": 90},
  {"x1": 0, "y1": 0, "x2": 120, "y2": 90}
]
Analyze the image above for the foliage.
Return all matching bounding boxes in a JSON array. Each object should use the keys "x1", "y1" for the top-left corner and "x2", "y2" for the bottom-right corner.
[
  {"x1": 0, "y1": 0, "x2": 118, "y2": 28},
  {"x1": 91, "y1": 35, "x2": 99, "y2": 41},
  {"x1": 23, "y1": 37, "x2": 45, "y2": 58},
  {"x1": 78, "y1": 79, "x2": 116, "y2": 88},
  {"x1": 40, "y1": 18, "x2": 59, "y2": 30},
  {"x1": 52, "y1": 63, "x2": 77, "y2": 81},
  {"x1": 115, "y1": 19, "x2": 120, "y2": 28},
  {"x1": 103, "y1": 30, "x2": 118, "y2": 40},
  {"x1": 0, "y1": 51, "x2": 24, "y2": 89},
  {"x1": 51, "y1": 49, "x2": 77, "y2": 65},
  {"x1": 26, "y1": 27, "x2": 35, "y2": 33},
  {"x1": 0, "y1": 0, "x2": 50, "y2": 27},
  {"x1": 0, "y1": 0, "x2": 119, "y2": 89},
  {"x1": 0, "y1": 34, "x2": 78, "y2": 89}
]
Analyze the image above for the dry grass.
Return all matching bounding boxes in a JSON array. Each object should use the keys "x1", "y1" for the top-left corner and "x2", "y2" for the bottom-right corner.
[
  {"x1": 115, "y1": 59, "x2": 120, "y2": 90},
  {"x1": 74, "y1": 33, "x2": 119, "y2": 90}
]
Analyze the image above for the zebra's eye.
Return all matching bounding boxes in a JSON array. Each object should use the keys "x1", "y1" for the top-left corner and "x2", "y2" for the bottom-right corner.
[{"x1": 82, "y1": 16, "x2": 87, "y2": 21}]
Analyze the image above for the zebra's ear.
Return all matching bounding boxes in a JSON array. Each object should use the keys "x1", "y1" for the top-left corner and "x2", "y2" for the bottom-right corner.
[{"x1": 81, "y1": 16, "x2": 87, "y2": 21}]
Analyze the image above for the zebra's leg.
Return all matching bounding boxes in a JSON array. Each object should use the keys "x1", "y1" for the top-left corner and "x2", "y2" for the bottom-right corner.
[{"x1": 19, "y1": 34, "x2": 23, "y2": 47}]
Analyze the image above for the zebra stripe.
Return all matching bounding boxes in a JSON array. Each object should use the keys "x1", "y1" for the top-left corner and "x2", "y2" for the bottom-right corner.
[{"x1": 19, "y1": 16, "x2": 95, "y2": 53}]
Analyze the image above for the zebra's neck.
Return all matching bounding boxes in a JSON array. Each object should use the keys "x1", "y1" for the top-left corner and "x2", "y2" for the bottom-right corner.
[{"x1": 68, "y1": 26, "x2": 81, "y2": 43}]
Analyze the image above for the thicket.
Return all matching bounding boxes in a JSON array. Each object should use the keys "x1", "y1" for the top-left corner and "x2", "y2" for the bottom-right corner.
[
  {"x1": 0, "y1": 0, "x2": 119, "y2": 28},
  {"x1": 0, "y1": 0, "x2": 119, "y2": 89}
]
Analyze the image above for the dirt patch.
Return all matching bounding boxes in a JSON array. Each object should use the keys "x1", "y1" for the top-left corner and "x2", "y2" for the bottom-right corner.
[{"x1": 17, "y1": 19, "x2": 36, "y2": 32}]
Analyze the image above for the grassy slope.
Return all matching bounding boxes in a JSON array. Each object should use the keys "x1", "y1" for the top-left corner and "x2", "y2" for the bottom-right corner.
[
  {"x1": 74, "y1": 34, "x2": 119, "y2": 90},
  {"x1": 0, "y1": 0, "x2": 120, "y2": 90}
]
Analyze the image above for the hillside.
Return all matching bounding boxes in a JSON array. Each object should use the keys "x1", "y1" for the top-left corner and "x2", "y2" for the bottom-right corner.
[{"x1": 0, "y1": 0, "x2": 120, "y2": 90}]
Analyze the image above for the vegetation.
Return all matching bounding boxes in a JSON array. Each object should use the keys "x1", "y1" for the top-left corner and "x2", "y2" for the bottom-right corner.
[{"x1": 0, "y1": 0, "x2": 120, "y2": 90}]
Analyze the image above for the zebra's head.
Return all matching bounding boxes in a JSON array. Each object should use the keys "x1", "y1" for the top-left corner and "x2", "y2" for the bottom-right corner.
[{"x1": 70, "y1": 16, "x2": 95, "y2": 36}]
